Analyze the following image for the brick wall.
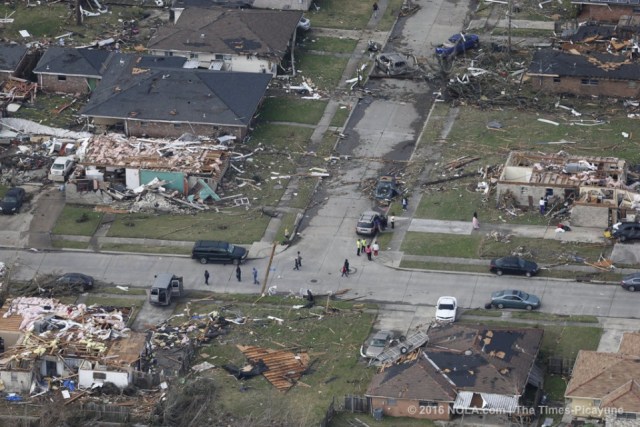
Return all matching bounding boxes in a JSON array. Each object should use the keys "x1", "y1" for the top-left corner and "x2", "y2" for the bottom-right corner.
[
  {"x1": 369, "y1": 397, "x2": 452, "y2": 420},
  {"x1": 126, "y1": 120, "x2": 246, "y2": 139},
  {"x1": 529, "y1": 75, "x2": 640, "y2": 98},
  {"x1": 581, "y1": 5, "x2": 637, "y2": 22},
  {"x1": 38, "y1": 74, "x2": 92, "y2": 94}
]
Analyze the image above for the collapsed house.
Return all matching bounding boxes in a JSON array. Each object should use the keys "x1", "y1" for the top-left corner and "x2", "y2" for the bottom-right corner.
[
  {"x1": 67, "y1": 133, "x2": 230, "y2": 204},
  {"x1": 495, "y1": 151, "x2": 638, "y2": 227}
]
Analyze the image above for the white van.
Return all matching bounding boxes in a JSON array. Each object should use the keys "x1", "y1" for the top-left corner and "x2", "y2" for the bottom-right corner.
[{"x1": 49, "y1": 156, "x2": 75, "y2": 182}]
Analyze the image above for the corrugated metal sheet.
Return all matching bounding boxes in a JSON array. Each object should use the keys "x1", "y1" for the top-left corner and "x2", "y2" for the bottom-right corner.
[{"x1": 454, "y1": 391, "x2": 519, "y2": 412}]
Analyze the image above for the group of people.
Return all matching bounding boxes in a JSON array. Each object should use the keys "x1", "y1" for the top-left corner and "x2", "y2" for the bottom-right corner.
[
  {"x1": 355, "y1": 238, "x2": 379, "y2": 260},
  {"x1": 204, "y1": 265, "x2": 261, "y2": 285}
]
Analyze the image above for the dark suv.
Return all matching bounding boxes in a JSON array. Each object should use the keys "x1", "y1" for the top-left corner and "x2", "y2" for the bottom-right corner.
[
  {"x1": 612, "y1": 222, "x2": 640, "y2": 243},
  {"x1": 192, "y1": 240, "x2": 248, "y2": 264}
]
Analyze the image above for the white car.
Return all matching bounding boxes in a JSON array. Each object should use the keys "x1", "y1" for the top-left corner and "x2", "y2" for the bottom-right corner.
[
  {"x1": 49, "y1": 156, "x2": 76, "y2": 182},
  {"x1": 435, "y1": 296, "x2": 457, "y2": 322},
  {"x1": 298, "y1": 16, "x2": 311, "y2": 31}
]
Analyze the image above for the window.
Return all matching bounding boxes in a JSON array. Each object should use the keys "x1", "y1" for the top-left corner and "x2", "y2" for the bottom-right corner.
[
  {"x1": 553, "y1": 77, "x2": 560, "y2": 83},
  {"x1": 10, "y1": 373, "x2": 17, "y2": 381},
  {"x1": 189, "y1": 53, "x2": 199, "y2": 59},
  {"x1": 57, "y1": 75, "x2": 67, "y2": 81},
  {"x1": 386, "y1": 399, "x2": 397, "y2": 406},
  {"x1": 617, "y1": 413, "x2": 637, "y2": 419},
  {"x1": 173, "y1": 123, "x2": 182, "y2": 128},
  {"x1": 93, "y1": 372, "x2": 107, "y2": 380},
  {"x1": 419, "y1": 400, "x2": 438, "y2": 407},
  {"x1": 593, "y1": 399, "x2": 601, "y2": 406},
  {"x1": 629, "y1": 81, "x2": 637, "y2": 88},
  {"x1": 164, "y1": 51, "x2": 173, "y2": 57},
  {"x1": 581, "y1": 79, "x2": 598, "y2": 86}
]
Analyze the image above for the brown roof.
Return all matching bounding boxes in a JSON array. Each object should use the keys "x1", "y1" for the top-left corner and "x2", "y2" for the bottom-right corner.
[
  {"x1": 147, "y1": 8, "x2": 302, "y2": 57},
  {"x1": 425, "y1": 324, "x2": 543, "y2": 395},
  {"x1": 566, "y1": 350, "x2": 640, "y2": 413},
  {"x1": 619, "y1": 332, "x2": 640, "y2": 356},
  {"x1": 366, "y1": 356, "x2": 457, "y2": 402},
  {"x1": 0, "y1": 305, "x2": 23, "y2": 333},
  {"x1": 237, "y1": 345, "x2": 309, "y2": 391},
  {"x1": 105, "y1": 331, "x2": 147, "y2": 366}
]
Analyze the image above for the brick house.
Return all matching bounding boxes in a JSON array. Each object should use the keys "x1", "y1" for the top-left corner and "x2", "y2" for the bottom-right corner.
[
  {"x1": 171, "y1": 0, "x2": 313, "y2": 12},
  {"x1": 527, "y1": 49, "x2": 640, "y2": 98},
  {"x1": 32, "y1": 47, "x2": 112, "y2": 94},
  {"x1": 565, "y1": 332, "x2": 640, "y2": 426},
  {"x1": 79, "y1": 53, "x2": 271, "y2": 138},
  {"x1": 572, "y1": 0, "x2": 640, "y2": 22},
  {"x1": 366, "y1": 324, "x2": 543, "y2": 420},
  {"x1": 147, "y1": 7, "x2": 302, "y2": 75}
]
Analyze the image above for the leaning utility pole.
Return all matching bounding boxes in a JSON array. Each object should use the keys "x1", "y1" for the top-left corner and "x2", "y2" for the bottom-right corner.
[{"x1": 507, "y1": 0, "x2": 513, "y2": 59}]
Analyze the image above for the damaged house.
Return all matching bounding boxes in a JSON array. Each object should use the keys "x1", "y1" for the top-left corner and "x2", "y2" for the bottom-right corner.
[
  {"x1": 68, "y1": 133, "x2": 230, "y2": 203},
  {"x1": 32, "y1": 47, "x2": 112, "y2": 94},
  {"x1": 171, "y1": 0, "x2": 313, "y2": 12},
  {"x1": 565, "y1": 332, "x2": 640, "y2": 425},
  {"x1": 79, "y1": 53, "x2": 271, "y2": 138},
  {"x1": 147, "y1": 7, "x2": 302, "y2": 75},
  {"x1": 571, "y1": 0, "x2": 640, "y2": 22},
  {"x1": 366, "y1": 324, "x2": 543, "y2": 420},
  {"x1": 495, "y1": 151, "x2": 640, "y2": 227},
  {"x1": 527, "y1": 49, "x2": 640, "y2": 98}
]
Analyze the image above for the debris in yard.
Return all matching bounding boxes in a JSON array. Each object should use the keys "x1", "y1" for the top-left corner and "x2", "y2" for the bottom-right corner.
[
  {"x1": 584, "y1": 256, "x2": 615, "y2": 271},
  {"x1": 236, "y1": 345, "x2": 310, "y2": 391},
  {"x1": 488, "y1": 230, "x2": 513, "y2": 243}
]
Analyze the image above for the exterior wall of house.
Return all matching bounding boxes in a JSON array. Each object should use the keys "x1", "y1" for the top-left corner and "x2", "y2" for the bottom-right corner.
[
  {"x1": 570, "y1": 204, "x2": 610, "y2": 227},
  {"x1": 148, "y1": 50, "x2": 277, "y2": 75},
  {"x1": 369, "y1": 397, "x2": 452, "y2": 420},
  {"x1": 79, "y1": 366, "x2": 130, "y2": 388},
  {"x1": 496, "y1": 182, "x2": 552, "y2": 207},
  {"x1": 139, "y1": 170, "x2": 186, "y2": 194},
  {"x1": 38, "y1": 74, "x2": 97, "y2": 94},
  {"x1": 125, "y1": 119, "x2": 246, "y2": 139},
  {"x1": 581, "y1": 5, "x2": 636, "y2": 22},
  {"x1": 64, "y1": 181, "x2": 113, "y2": 205},
  {"x1": 529, "y1": 75, "x2": 640, "y2": 98},
  {"x1": 0, "y1": 369, "x2": 33, "y2": 393},
  {"x1": 567, "y1": 397, "x2": 604, "y2": 419},
  {"x1": 0, "y1": 71, "x2": 13, "y2": 81}
]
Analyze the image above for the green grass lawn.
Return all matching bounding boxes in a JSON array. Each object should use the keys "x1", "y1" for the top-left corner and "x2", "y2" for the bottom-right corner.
[
  {"x1": 309, "y1": 0, "x2": 374, "y2": 29},
  {"x1": 401, "y1": 232, "x2": 483, "y2": 258},
  {"x1": 510, "y1": 312, "x2": 599, "y2": 323},
  {"x1": 296, "y1": 54, "x2": 349, "y2": 91},
  {"x1": 258, "y1": 97, "x2": 328, "y2": 124},
  {"x1": 52, "y1": 205, "x2": 103, "y2": 236},
  {"x1": 99, "y1": 243, "x2": 192, "y2": 255},
  {"x1": 301, "y1": 36, "x2": 359, "y2": 53},
  {"x1": 330, "y1": 103, "x2": 352, "y2": 128}
]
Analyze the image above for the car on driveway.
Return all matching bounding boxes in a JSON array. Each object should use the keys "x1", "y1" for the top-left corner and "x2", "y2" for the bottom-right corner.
[
  {"x1": 490, "y1": 256, "x2": 539, "y2": 277},
  {"x1": 621, "y1": 273, "x2": 640, "y2": 291},
  {"x1": 0, "y1": 187, "x2": 26, "y2": 214},
  {"x1": 55, "y1": 273, "x2": 94, "y2": 290},
  {"x1": 435, "y1": 296, "x2": 457, "y2": 322},
  {"x1": 361, "y1": 330, "x2": 393, "y2": 359},
  {"x1": 611, "y1": 222, "x2": 640, "y2": 243},
  {"x1": 435, "y1": 33, "x2": 480, "y2": 56},
  {"x1": 490, "y1": 289, "x2": 540, "y2": 310}
]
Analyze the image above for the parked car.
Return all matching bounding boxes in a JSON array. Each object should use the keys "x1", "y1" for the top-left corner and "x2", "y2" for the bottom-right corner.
[
  {"x1": 490, "y1": 256, "x2": 539, "y2": 277},
  {"x1": 374, "y1": 175, "x2": 399, "y2": 201},
  {"x1": 49, "y1": 156, "x2": 76, "y2": 182},
  {"x1": 192, "y1": 240, "x2": 248, "y2": 264},
  {"x1": 375, "y1": 52, "x2": 417, "y2": 76},
  {"x1": 435, "y1": 296, "x2": 457, "y2": 322},
  {"x1": 298, "y1": 16, "x2": 311, "y2": 31},
  {"x1": 361, "y1": 330, "x2": 393, "y2": 358},
  {"x1": 0, "y1": 187, "x2": 26, "y2": 214},
  {"x1": 611, "y1": 222, "x2": 640, "y2": 243},
  {"x1": 55, "y1": 273, "x2": 94, "y2": 290},
  {"x1": 356, "y1": 210, "x2": 385, "y2": 236},
  {"x1": 490, "y1": 289, "x2": 540, "y2": 310},
  {"x1": 621, "y1": 272, "x2": 640, "y2": 291},
  {"x1": 435, "y1": 33, "x2": 480, "y2": 56}
]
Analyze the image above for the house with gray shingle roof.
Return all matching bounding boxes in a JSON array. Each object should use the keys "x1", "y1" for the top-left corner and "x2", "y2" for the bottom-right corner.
[
  {"x1": 0, "y1": 44, "x2": 30, "y2": 81},
  {"x1": 527, "y1": 49, "x2": 640, "y2": 98},
  {"x1": 32, "y1": 47, "x2": 113, "y2": 94},
  {"x1": 366, "y1": 324, "x2": 543, "y2": 420},
  {"x1": 147, "y1": 7, "x2": 302, "y2": 75},
  {"x1": 565, "y1": 332, "x2": 640, "y2": 426},
  {"x1": 79, "y1": 53, "x2": 271, "y2": 138}
]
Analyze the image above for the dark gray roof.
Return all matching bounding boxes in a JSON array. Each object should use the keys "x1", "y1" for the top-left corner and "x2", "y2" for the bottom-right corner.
[
  {"x1": 0, "y1": 44, "x2": 28, "y2": 73},
  {"x1": 33, "y1": 47, "x2": 112, "y2": 77},
  {"x1": 528, "y1": 49, "x2": 640, "y2": 80},
  {"x1": 80, "y1": 53, "x2": 271, "y2": 126},
  {"x1": 572, "y1": 0, "x2": 640, "y2": 4},
  {"x1": 147, "y1": 8, "x2": 301, "y2": 56},
  {"x1": 172, "y1": 0, "x2": 253, "y2": 8}
]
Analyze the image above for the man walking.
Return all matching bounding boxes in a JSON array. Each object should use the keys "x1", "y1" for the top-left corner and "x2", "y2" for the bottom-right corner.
[
  {"x1": 294, "y1": 257, "x2": 300, "y2": 270},
  {"x1": 390, "y1": 214, "x2": 395, "y2": 229},
  {"x1": 236, "y1": 265, "x2": 242, "y2": 282},
  {"x1": 341, "y1": 259, "x2": 350, "y2": 277},
  {"x1": 297, "y1": 251, "x2": 303, "y2": 268},
  {"x1": 356, "y1": 239, "x2": 361, "y2": 256},
  {"x1": 252, "y1": 267, "x2": 259, "y2": 285},
  {"x1": 372, "y1": 1, "x2": 379, "y2": 18},
  {"x1": 204, "y1": 270, "x2": 210, "y2": 286}
]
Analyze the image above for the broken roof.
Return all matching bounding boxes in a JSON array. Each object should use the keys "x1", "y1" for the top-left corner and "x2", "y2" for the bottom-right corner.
[
  {"x1": 33, "y1": 47, "x2": 112, "y2": 77},
  {"x1": 0, "y1": 44, "x2": 28, "y2": 73},
  {"x1": 147, "y1": 8, "x2": 302, "y2": 57},
  {"x1": 80, "y1": 53, "x2": 271, "y2": 127},
  {"x1": 425, "y1": 324, "x2": 543, "y2": 396},
  {"x1": 566, "y1": 350, "x2": 640, "y2": 413},
  {"x1": 571, "y1": 0, "x2": 640, "y2": 4},
  {"x1": 366, "y1": 356, "x2": 457, "y2": 402},
  {"x1": 528, "y1": 49, "x2": 640, "y2": 80},
  {"x1": 237, "y1": 345, "x2": 309, "y2": 391}
]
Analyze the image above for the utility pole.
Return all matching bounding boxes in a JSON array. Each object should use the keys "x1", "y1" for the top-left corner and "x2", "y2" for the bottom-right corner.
[
  {"x1": 256, "y1": 242, "x2": 278, "y2": 301},
  {"x1": 507, "y1": 0, "x2": 513, "y2": 59}
]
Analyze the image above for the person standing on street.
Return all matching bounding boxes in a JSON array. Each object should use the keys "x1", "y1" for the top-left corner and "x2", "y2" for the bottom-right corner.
[
  {"x1": 252, "y1": 267, "x2": 259, "y2": 285},
  {"x1": 372, "y1": 1, "x2": 379, "y2": 18},
  {"x1": 297, "y1": 251, "x2": 303, "y2": 268},
  {"x1": 390, "y1": 214, "x2": 395, "y2": 229},
  {"x1": 356, "y1": 239, "x2": 362, "y2": 256},
  {"x1": 342, "y1": 259, "x2": 350, "y2": 277},
  {"x1": 372, "y1": 241, "x2": 380, "y2": 256},
  {"x1": 294, "y1": 257, "x2": 300, "y2": 270},
  {"x1": 365, "y1": 244, "x2": 373, "y2": 261},
  {"x1": 402, "y1": 196, "x2": 408, "y2": 211},
  {"x1": 204, "y1": 270, "x2": 210, "y2": 286},
  {"x1": 360, "y1": 238, "x2": 367, "y2": 253},
  {"x1": 236, "y1": 265, "x2": 242, "y2": 282},
  {"x1": 539, "y1": 197, "x2": 546, "y2": 214}
]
